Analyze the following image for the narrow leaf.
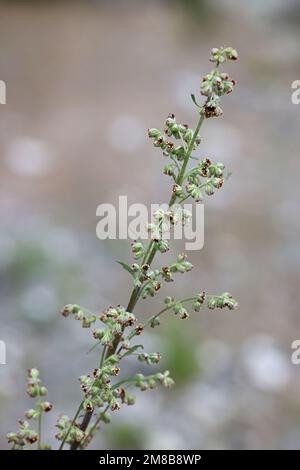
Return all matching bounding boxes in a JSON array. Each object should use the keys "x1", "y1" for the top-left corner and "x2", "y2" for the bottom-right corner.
[
  {"x1": 117, "y1": 261, "x2": 135, "y2": 277},
  {"x1": 191, "y1": 93, "x2": 201, "y2": 108},
  {"x1": 122, "y1": 344, "x2": 144, "y2": 358}
]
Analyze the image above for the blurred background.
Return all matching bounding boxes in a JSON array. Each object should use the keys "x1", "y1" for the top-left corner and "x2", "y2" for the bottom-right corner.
[{"x1": 1, "y1": 0, "x2": 300, "y2": 450}]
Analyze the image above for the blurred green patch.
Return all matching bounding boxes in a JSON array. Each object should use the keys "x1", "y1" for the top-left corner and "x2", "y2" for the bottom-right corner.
[
  {"x1": 6, "y1": 242, "x2": 49, "y2": 285},
  {"x1": 5, "y1": 240, "x2": 85, "y2": 330},
  {"x1": 161, "y1": 321, "x2": 202, "y2": 387}
]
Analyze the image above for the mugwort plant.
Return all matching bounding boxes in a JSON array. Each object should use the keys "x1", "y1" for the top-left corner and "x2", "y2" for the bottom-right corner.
[{"x1": 7, "y1": 46, "x2": 238, "y2": 450}]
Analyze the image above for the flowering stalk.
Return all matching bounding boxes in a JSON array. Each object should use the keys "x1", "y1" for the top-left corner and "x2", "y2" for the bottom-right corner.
[
  {"x1": 6, "y1": 369, "x2": 53, "y2": 450},
  {"x1": 6, "y1": 46, "x2": 239, "y2": 450}
]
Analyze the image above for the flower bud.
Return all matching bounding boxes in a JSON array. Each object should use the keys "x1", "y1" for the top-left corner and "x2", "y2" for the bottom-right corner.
[
  {"x1": 203, "y1": 104, "x2": 223, "y2": 118},
  {"x1": 93, "y1": 328, "x2": 105, "y2": 340},
  {"x1": 25, "y1": 409, "x2": 37, "y2": 419},
  {"x1": 180, "y1": 311, "x2": 189, "y2": 320},
  {"x1": 150, "y1": 318, "x2": 160, "y2": 328},
  {"x1": 27, "y1": 385, "x2": 39, "y2": 398},
  {"x1": 148, "y1": 128, "x2": 161, "y2": 138},
  {"x1": 165, "y1": 113, "x2": 176, "y2": 127},
  {"x1": 211, "y1": 177, "x2": 224, "y2": 189},
  {"x1": 6, "y1": 432, "x2": 19, "y2": 444},
  {"x1": 26, "y1": 431, "x2": 39, "y2": 444},
  {"x1": 183, "y1": 128, "x2": 194, "y2": 143},
  {"x1": 131, "y1": 241, "x2": 145, "y2": 260},
  {"x1": 83, "y1": 399, "x2": 94, "y2": 412},
  {"x1": 224, "y1": 47, "x2": 238, "y2": 60},
  {"x1": 174, "y1": 146, "x2": 185, "y2": 160},
  {"x1": 126, "y1": 395, "x2": 136, "y2": 406},
  {"x1": 208, "y1": 298, "x2": 216, "y2": 309},
  {"x1": 110, "y1": 397, "x2": 121, "y2": 411},
  {"x1": 28, "y1": 368, "x2": 39, "y2": 380},
  {"x1": 148, "y1": 379, "x2": 157, "y2": 389},
  {"x1": 204, "y1": 183, "x2": 214, "y2": 196},
  {"x1": 172, "y1": 184, "x2": 185, "y2": 197},
  {"x1": 157, "y1": 239, "x2": 169, "y2": 253},
  {"x1": 164, "y1": 296, "x2": 174, "y2": 306},
  {"x1": 197, "y1": 292, "x2": 206, "y2": 303},
  {"x1": 39, "y1": 386, "x2": 48, "y2": 396},
  {"x1": 41, "y1": 401, "x2": 53, "y2": 412},
  {"x1": 187, "y1": 183, "x2": 203, "y2": 202},
  {"x1": 163, "y1": 164, "x2": 176, "y2": 177},
  {"x1": 224, "y1": 298, "x2": 238, "y2": 310}
]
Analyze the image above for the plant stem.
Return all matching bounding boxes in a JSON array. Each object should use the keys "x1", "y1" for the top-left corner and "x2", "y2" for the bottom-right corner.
[
  {"x1": 38, "y1": 406, "x2": 42, "y2": 450},
  {"x1": 68, "y1": 110, "x2": 205, "y2": 450},
  {"x1": 169, "y1": 112, "x2": 205, "y2": 206},
  {"x1": 79, "y1": 405, "x2": 110, "y2": 450},
  {"x1": 59, "y1": 403, "x2": 83, "y2": 450}
]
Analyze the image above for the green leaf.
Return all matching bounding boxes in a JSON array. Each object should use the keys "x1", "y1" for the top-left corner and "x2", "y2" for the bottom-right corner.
[
  {"x1": 191, "y1": 93, "x2": 201, "y2": 108},
  {"x1": 117, "y1": 261, "x2": 135, "y2": 277},
  {"x1": 122, "y1": 344, "x2": 144, "y2": 358}
]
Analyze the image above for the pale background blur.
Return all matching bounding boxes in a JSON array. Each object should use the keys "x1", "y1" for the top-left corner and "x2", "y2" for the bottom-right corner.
[{"x1": 1, "y1": 0, "x2": 300, "y2": 450}]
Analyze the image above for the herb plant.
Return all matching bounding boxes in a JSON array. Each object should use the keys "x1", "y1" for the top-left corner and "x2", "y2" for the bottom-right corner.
[{"x1": 7, "y1": 46, "x2": 238, "y2": 450}]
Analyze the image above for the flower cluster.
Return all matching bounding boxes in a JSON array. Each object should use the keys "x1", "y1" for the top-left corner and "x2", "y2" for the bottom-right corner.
[
  {"x1": 148, "y1": 115, "x2": 201, "y2": 163},
  {"x1": 173, "y1": 157, "x2": 226, "y2": 202},
  {"x1": 207, "y1": 292, "x2": 238, "y2": 310},
  {"x1": 138, "y1": 352, "x2": 161, "y2": 365},
  {"x1": 7, "y1": 420, "x2": 39, "y2": 450},
  {"x1": 6, "y1": 369, "x2": 52, "y2": 450},
  {"x1": 93, "y1": 306, "x2": 136, "y2": 347},
  {"x1": 61, "y1": 304, "x2": 97, "y2": 328},
  {"x1": 146, "y1": 206, "x2": 191, "y2": 243},
  {"x1": 56, "y1": 415, "x2": 83, "y2": 444},
  {"x1": 127, "y1": 252, "x2": 193, "y2": 299},
  {"x1": 210, "y1": 46, "x2": 238, "y2": 64},
  {"x1": 80, "y1": 354, "x2": 128, "y2": 411},
  {"x1": 163, "y1": 291, "x2": 238, "y2": 321},
  {"x1": 200, "y1": 47, "x2": 238, "y2": 118},
  {"x1": 134, "y1": 371, "x2": 174, "y2": 391},
  {"x1": 131, "y1": 240, "x2": 145, "y2": 260}
]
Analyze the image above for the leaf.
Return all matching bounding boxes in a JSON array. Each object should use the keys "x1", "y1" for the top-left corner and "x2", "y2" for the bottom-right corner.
[
  {"x1": 117, "y1": 261, "x2": 135, "y2": 277},
  {"x1": 122, "y1": 344, "x2": 144, "y2": 358},
  {"x1": 191, "y1": 93, "x2": 201, "y2": 108}
]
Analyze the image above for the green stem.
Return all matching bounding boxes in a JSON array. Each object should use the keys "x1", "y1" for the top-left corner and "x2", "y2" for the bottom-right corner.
[
  {"x1": 169, "y1": 112, "x2": 205, "y2": 207},
  {"x1": 37, "y1": 406, "x2": 42, "y2": 450},
  {"x1": 99, "y1": 345, "x2": 107, "y2": 368},
  {"x1": 79, "y1": 405, "x2": 110, "y2": 450},
  {"x1": 59, "y1": 402, "x2": 83, "y2": 450}
]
